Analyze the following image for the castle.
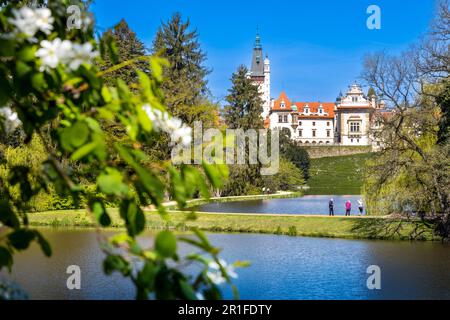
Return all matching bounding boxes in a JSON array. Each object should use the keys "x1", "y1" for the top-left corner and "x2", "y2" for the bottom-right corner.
[{"x1": 249, "y1": 32, "x2": 391, "y2": 149}]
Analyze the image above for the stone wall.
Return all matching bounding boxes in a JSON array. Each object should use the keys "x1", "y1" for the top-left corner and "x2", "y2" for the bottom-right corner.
[{"x1": 302, "y1": 145, "x2": 372, "y2": 159}]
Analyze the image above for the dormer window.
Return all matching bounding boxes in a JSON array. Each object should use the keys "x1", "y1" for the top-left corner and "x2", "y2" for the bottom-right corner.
[
  {"x1": 280, "y1": 100, "x2": 286, "y2": 108},
  {"x1": 319, "y1": 107, "x2": 323, "y2": 114},
  {"x1": 304, "y1": 106, "x2": 309, "y2": 114}
]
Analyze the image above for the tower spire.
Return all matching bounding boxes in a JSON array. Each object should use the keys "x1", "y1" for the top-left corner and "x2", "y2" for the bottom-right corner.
[
  {"x1": 250, "y1": 28, "x2": 264, "y2": 76},
  {"x1": 254, "y1": 27, "x2": 262, "y2": 49}
]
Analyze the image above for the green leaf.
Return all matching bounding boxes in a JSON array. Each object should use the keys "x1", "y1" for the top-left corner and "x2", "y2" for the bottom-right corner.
[
  {"x1": 149, "y1": 56, "x2": 169, "y2": 83},
  {"x1": 101, "y1": 86, "x2": 112, "y2": 103},
  {"x1": 34, "y1": 231, "x2": 52, "y2": 257},
  {"x1": 103, "y1": 255, "x2": 130, "y2": 276},
  {"x1": 155, "y1": 230, "x2": 177, "y2": 258},
  {"x1": 115, "y1": 145, "x2": 164, "y2": 202},
  {"x1": 70, "y1": 141, "x2": 97, "y2": 161},
  {"x1": 8, "y1": 229, "x2": 36, "y2": 251},
  {"x1": 121, "y1": 201, "x2": 145, "y2": 236},
  {"x1": 0, "y1": 39, "x2": 15, "y2": 57},
  {"x1": 179, "y1": 280, "x2": 198, "y2": 300},
  {"x1": 70, "y1": 121, "x2": 90, "y2": 148},
  {"x1": 90, "y1": 201, "x2": 111, "y2": 227},
  {"x1": 136, "y1": 262, "x2": 157, "y2": 289},
  {"x1": 97, "y1": 168, "x2": 129, "y2": 196},
  {"x1": 0, "y1": 69, "x2": 12, "y2": 105},
  {"x1": 16, "y1": 61, "x2": 32, "y2": 77},
  {"x1": 0, "y1": 247, "x2": 13, "y2": 272},
  {"x1": 0, "y1": 200, "x2": 20, "y2": 229},
  {"x1": 31, "y1": 73, "x2": 47, "y2": 92},
  {"x1": 18, "y1": 46, "x2": 36, "y2": 62},
  {"x1": 137, "y1": 104, "x2": 152, "y2": 132},
  {"x1": 202, "y1": 162, "x2": 222, "y2": 188}
]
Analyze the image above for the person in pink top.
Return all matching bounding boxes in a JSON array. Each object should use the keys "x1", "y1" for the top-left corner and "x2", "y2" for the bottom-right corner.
[{"x1": 345, "y1": 200, "x2": 352, "y2": 216}]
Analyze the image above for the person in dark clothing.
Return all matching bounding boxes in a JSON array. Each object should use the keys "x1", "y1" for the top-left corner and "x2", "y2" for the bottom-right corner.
[{"x1": 329, "y1": 198, "x2": 334, "y2": 216}]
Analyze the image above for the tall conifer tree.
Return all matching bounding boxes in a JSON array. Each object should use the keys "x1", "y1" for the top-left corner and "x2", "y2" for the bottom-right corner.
[
  {"x1": 152, "y1": 13, "x2": 213, "y2": 125},
  {"x1": 100, "y1": 19, "x2": 147, "y2": 85}
]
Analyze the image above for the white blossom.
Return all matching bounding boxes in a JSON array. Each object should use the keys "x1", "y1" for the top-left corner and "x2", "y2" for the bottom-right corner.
[
  {"x1": 34, "y1": 8, "x2": 54, "y2": 35},
  {"x1": 0, "y1": 106, "x2": 22, "y2": 135},
  {"x1": 142, "y1": 104, "x2": 192, "y2": 147},
  {"x1": 195, "y1": 292, "x2": 205, "y2": 300},
  {"x1": 206, "y1": 259, "x2": 238, "y2": 285},
  {"x1": 35, "y1": 38, "x2": 70, "y2": 71},
  {"x1": 35, "y1": 39, "x2": 98, "y2": 72},
  {"x1": 68, "y1": 42, "x2": 99, "y2": 70},
  {"x1": 8, "y1": 7, "x2": 53, "y2": 38}
]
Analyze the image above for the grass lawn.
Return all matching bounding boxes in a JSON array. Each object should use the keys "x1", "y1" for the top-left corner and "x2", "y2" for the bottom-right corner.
[
  {"x1": 27, "y1": 209, "x2": 437, "y2": 241},
  {"x1": 306, "y1": 153, "x2": 373, "y2": 195}
]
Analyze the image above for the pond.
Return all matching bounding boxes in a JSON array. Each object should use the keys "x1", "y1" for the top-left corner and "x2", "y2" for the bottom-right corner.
[
  {"x1": 191, "y1": 195, "x2": 363, "y2": 215},
  {"x1": 2, "y1": 228, "x2": 450, "y2": 300}
]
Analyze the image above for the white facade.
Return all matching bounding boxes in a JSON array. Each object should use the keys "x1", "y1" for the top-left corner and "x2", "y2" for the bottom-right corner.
[
  {"x1": 248, "y1": 34, "x2": 390, "y2": 148},
  {"x1": 334, "y1": 84, "x2": 374, "y2": 146},
  {"x1": 261, "y1": 57, "x2": 271, "y2": 119}
]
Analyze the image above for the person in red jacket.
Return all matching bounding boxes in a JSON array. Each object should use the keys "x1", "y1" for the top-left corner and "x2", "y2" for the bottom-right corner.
[{"x1": 345, "y1": 200, "x2": 352, "y2": 216}]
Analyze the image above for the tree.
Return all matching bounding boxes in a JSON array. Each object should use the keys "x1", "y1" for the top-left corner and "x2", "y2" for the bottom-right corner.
[
  {"x1": 152, "y1": 13, "x2": 214, "y2": 126},
  {"x1": 361, "y1": 1, "x2": 450, "y2": 239},
  {"x1": 279, "y1": 130, "x2": 310, "y2": 180},
  {"x1": 220, "y1": 65, "x2": 265, "y2": 196},
  {"x1": 224, "y1": 65, "x2": 264, "y2": 130},
  {"x1": 99, "y1": 19, "x2": 148, "y2": 85},
  {"x1": 0, "y1": 1, "x2": 243, "y2": 299},
  {"x1": 263, "y1": 157, "x2": 305, "y2": 192}
]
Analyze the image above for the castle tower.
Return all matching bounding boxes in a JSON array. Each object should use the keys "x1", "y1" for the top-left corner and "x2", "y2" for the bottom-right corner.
[{"x1": 250, "y1": 30, "x2": 271, "y2": 119}]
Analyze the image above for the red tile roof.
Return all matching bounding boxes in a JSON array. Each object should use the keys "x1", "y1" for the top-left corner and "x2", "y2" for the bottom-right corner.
[
  {"x1": 272, "y1": 91, "x2": 292, "y2": 110},
  {"x1": 272, "y1": 92, "x2": 335, "y2": 118},
  {"x1": 294, "y1": 102, "x2": 335, "y2": 118}
]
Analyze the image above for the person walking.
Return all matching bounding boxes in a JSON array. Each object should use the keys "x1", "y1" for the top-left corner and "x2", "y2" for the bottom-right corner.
[
  {"x1": 345, "y1": 200, "x2": 351, "y2": 216},
  {"x1": 329, "y1": 198, "x2": 334, "y2": 216},
  {"x1": 358, "y1": 199, "x2": 364, "y2": 216}
]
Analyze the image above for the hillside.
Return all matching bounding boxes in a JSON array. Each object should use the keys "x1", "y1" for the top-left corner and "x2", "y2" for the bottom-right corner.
[{"x1": 305, "y1": 153, "x2": 373, "y2": 195}]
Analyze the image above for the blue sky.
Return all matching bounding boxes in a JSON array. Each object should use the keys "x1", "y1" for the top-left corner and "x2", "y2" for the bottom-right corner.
[{"x1": 92, "y1": 0, "x2": 438, "y2": 104}]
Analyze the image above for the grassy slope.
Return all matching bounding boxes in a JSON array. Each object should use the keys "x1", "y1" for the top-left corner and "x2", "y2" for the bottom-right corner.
[
  {"x1": 306, "y1": 153, "x2": 372, "y2": 195},
  {"x1": 27, "y1": 209, "x2": 437, "y2": 241}
]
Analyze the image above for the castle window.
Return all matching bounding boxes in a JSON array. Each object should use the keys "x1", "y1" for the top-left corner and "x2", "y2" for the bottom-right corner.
[
  {"x1": 349, "y1": 121, "x2": 361, "y2": 133},
  {"x1": 352, "y1": 96, "x2": 358, "y2": 102},
  {"x1": 299, "y1": 121, "x2": 302, "y2": 126},
  {"x1": 283, "y1": 115, "x2": 288, "y2": 122},
  {"x1": 312, "y1": 122, "x2": 316, "y2": 126},
  {"x1": 278, "y1": 115, "x2": 282, "y2": 123},
  {"x1": 327, "y1": 130, "x2": 331, "y2": 137},
  {"x1": 327, "y1": 122, "x2": 330, "y2": 126},
  {"x1": 298, "y1": 130, "x2": 302, "y2": 137},
  {"x1": 312, "y1": 130, "x2": 316, "y2": 137}
]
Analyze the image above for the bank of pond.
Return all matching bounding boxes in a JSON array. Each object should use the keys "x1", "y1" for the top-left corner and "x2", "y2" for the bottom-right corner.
[{"x1": 27, "y1": 195, "x2": 437, "y2": 241}]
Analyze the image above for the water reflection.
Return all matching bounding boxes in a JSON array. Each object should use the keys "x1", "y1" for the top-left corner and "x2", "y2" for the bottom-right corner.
[{"x1": 2, "y1": 228, "x2": 450, "y2": 300}]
